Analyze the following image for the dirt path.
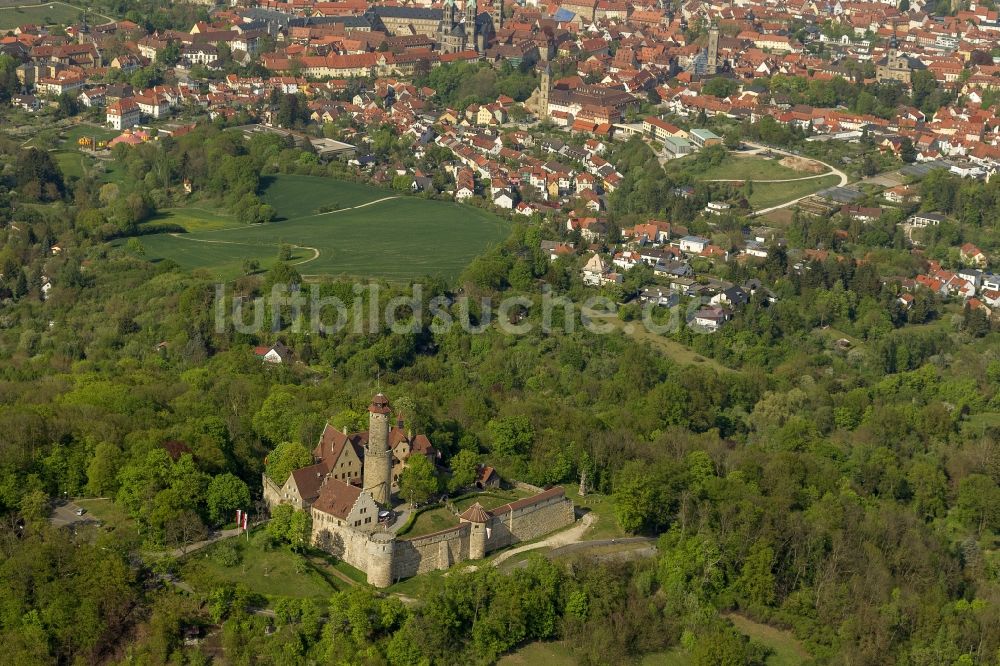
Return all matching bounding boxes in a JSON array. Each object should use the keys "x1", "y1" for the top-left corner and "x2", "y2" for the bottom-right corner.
[
  {"x1": 490, "y1": 513, "x2": 595, "y2": 567},
  {"x1": 165, "y1": 233, "x2": 320, "y2": 267},
  {"x1": 703, "y1": 171, "x2": 834, "y2": 183},
  {"x1": 299, "y1": 196, "x2": 400, "y2": 219},
  {"x1": 742, "y1": 142, "x2": 848, "y2": 216},
  {"x1": 167, "y1": 527, "x2": 242, "y2": 558}
]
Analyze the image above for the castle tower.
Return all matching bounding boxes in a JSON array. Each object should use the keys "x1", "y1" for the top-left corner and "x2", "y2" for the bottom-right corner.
[
  {"x1": 460, "y1": 502, "x2": 490, "y2": 560},
  {"x1": 367, "y1": 532, "x2": 394, "y2": 588},
  {"x1": 464, "y1": 0, "x2": 479, "y2": 51},
  {"x1": 363, "y1": 393, "x2": 393, "y2": 506},
  {"x1": 706, "y1": 22, "x2": 719, "y2": 75},
  {"x1": 538, "y1": 63, "x2": 551, "y2": 120}
]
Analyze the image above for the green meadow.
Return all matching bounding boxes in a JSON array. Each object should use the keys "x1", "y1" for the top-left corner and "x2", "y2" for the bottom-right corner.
[{"x1": 135, "y1": 175, "x2": 511, "y2": 281}]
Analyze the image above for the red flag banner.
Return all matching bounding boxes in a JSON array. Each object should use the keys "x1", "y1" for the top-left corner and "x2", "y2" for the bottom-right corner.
[
  {"x1": 236, "y1": 509, "x2": 243, "y2": 527},
  {"x1": 242, "y1": 512, "x2": 248, "y2": 530}
]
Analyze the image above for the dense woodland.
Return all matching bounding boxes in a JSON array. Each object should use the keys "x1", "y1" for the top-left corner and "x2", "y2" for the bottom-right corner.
[{"x1": 0, "y1": 124, "x2": 998, "y2": 665}]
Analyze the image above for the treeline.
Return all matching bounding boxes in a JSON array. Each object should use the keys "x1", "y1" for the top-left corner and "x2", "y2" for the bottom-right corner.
[
  {"x1": 416, "y1": 60, "x2": 539, "y2": 110},
  {"x1": 766, "y1": 72, "x2": 954, "y2": 118}
]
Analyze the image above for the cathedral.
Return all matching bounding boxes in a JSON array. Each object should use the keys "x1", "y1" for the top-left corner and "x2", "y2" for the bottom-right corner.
[{"x1": 438, "y1": 0, "x2": 502, "y2": 54}]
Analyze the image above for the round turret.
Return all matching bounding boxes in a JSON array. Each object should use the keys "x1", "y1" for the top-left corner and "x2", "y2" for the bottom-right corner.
[
  {"x1": 364, "y1": 394, "x2": 393, "y2": 506},
  {"x1": 460, "y1": 502, "x2": 490, "y2": 560},
  {"x1": 367, "y1": 532, "x2": 395, "y2": 588}
]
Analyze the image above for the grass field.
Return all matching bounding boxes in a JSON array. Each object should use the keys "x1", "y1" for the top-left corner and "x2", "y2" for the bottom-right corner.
[
  {"x1": 53, "y1": 150, "x2": 87, "y2": 179},
  {"x1": 179, "y1": 530, "x2": 342, "y2": 600},
  {"x1": 60, "y1": 123, "x2": 120, "y2": 149},
  {"x1": 403, "y1": 505, "x2": 459, "y2": 538},
  {"x1": 725, "y1": 613, "x2": 812, "y2": 666},
  {"x1": 750, "y1": 174, "x2": 841, "y2": 210},
  {"x1": 581, "y1": 307, "x2": 731, "y2": 373},
  {"x1": 453, "y1": 489, "x2": 530, "y2": 512},
  {"x1": 74, "y1": 498, "x2": 133, "y2": 531},
  {"x1": 136, "y1": 175, "x2": 510, "y2": 281},
  {"x1": 677, "y1": 155, "x2": 809, "y2": 181},
  {"x1": 0, "y1": 2, "x2": 89, "y2": 28},
  {"x1": 500, "y1": 641, "x2": 694, "y2": 665},
  {"x1": 148, "y1": 207, "x2": 238, "y2": 232}
]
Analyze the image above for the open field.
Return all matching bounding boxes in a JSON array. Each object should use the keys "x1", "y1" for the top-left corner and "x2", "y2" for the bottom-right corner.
[
  {"x1": 679, "y1": 155, "x2": 809, "y2": 181},
  {"x1": 53, "y1": 149, "x2": 88, "y2": 179},
  {"x1": 403, "y1": 505, "x2": 458, "y2": 538},
  {"x1": 0, "y1": 2, "x2": 98, "y2": 29},
  {"x1": 259, "y1": 174, "x2": 389, "y2": 217},
  {"x1": 59, "y1": 123, "x2": 120, "y2": 149},
  {"x1": 750, "y1": 174, "x2": 841, "y2": 210},
  {"x1": 147, "y1": 207, "x2": 238, "y2": 233},
  {"x1": 179, "y1": 530, "x2": 342, "y2": 600},
  {"x1": 453, "y1": 489, "x2": 531, "y2": 512},
  {"x1": 499, "y1": 641, "x2": 579, "y2": 665},
  {"x1": 581, "y1": 307, "x2": 731, "y2": 373},
  {"x1": 725, "y1": 613, "x2": 812, "y2": 666},
  {"x1": 136, "y1": 176, "x2": 510, "y2": 281},
  {"x1": 500, "y1": 641, "x2": 694, "y2": 665}
]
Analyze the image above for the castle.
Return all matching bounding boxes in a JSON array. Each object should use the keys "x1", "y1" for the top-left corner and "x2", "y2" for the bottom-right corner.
[{"x1": 263, "y1": 393, "x2": 576, "y2": 588}]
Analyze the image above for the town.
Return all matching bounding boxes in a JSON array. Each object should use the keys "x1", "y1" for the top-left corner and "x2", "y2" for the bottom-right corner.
[
  {"x1": 0, "y1": 0, "x2": 999, "y2": 663},
  {"x1": 3, "y1": 0, "x2": 998, "y2": 330}
]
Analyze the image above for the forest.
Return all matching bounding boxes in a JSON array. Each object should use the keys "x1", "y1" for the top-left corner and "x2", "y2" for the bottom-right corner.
[{"x1": 0, "y1": 126, "x2": 998, "y2": 665}]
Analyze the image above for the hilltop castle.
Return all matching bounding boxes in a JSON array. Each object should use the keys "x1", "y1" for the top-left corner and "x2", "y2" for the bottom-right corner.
[{"x1": 263, "y1": 393, "x2": 575, "y2": 588}]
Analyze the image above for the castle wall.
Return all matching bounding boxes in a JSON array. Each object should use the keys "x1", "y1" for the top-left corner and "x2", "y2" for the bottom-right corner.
[
  {"x1": 262, "y1": 474, "x2": 285, "y2": 508},
  {"x1": 393, "y1": 524, "x2": 470, "y2": 580},
  {"x1": 485, "y1": 492, "x2": 575, "y2": 552},
  {"x1": 310, "y1": 487, "x2": 576, "y2": 587}
]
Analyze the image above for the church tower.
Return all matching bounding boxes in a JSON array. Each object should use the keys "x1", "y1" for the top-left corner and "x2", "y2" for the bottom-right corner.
[
  {"x1": 465, "y1": 0, "x2": 478, "y2": 50},
  {"x1": 363, "y1": 393, "x2": 393, "y2": 506},
  {"x1": 706, "y1": 22, "x2": 719, "y2": 75},
  {"x1": 538, "y1": 62, "x2": 551, "y2": 120},
  {"x1": 492, "y1": 0, "x2": 503, "y2": 30},
  {"x1": 445, "y1": 0, "x2": 456, "y2": 28}
]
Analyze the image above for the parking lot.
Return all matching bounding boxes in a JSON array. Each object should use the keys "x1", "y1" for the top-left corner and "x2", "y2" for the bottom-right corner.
[{"x1": 49, "y1": 502, "x2": 101, "y2": 528}]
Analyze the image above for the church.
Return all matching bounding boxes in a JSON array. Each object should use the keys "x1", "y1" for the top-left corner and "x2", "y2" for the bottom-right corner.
[
  {"x1": 365, "y1": 0, "x2": 501, "y2": 54},
  {"x1": 438, "y1": 0, "x2": 502, "y2": 54}
]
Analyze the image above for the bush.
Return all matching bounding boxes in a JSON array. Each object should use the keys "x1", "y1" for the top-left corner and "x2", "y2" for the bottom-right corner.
[{"x1": 211, "y1": 541, "x2": 244, "y2": 567}]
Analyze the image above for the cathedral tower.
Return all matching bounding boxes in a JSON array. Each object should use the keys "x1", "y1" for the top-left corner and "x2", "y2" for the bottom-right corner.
[
  {"x1": 364, "y1": 393, "x2": 393, "y2": 506},
  {"x1": 492, "y1": 0, "x2": 503, "y2": 30},
  {"x1": 464, "y1": 0, "x2": 479, "y2": 51}
]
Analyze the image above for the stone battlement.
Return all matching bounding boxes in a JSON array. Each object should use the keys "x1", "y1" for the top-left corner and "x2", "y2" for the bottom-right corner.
[{"x1": 311, "y1": 485, "x2": 576, "y2": 587}]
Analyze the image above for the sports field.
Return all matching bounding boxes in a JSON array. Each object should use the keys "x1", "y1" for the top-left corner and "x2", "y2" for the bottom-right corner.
[{"x1": 136, "y1": 175, "x2": 511, "y2": 281}]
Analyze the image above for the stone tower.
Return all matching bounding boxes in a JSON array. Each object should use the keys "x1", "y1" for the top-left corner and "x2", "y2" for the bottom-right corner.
[
  {"x1": 465, "y1": 0, "x2": 478, "y2": 50},
  {"x1": 364, "y1": 393, "x2": 393, "y2": 506},
  {"x1": 367, "y1": 532, "x2": 394, "y2": 588},
  {"x1": 492, "y1": 0, "x2": 503, "y2": 30},
  {"x1": 538, "y1": 63, "x2": 551, "y2": 120},
  {"x1": 706, "y1": 22, "x2": 719, "y2": 75},
  {"x1": 445, "y1": 0, "x2": 456, "y2": 27},
  {"x1": 460, "y1": 502, "x2": 490, "y2": 560}
]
